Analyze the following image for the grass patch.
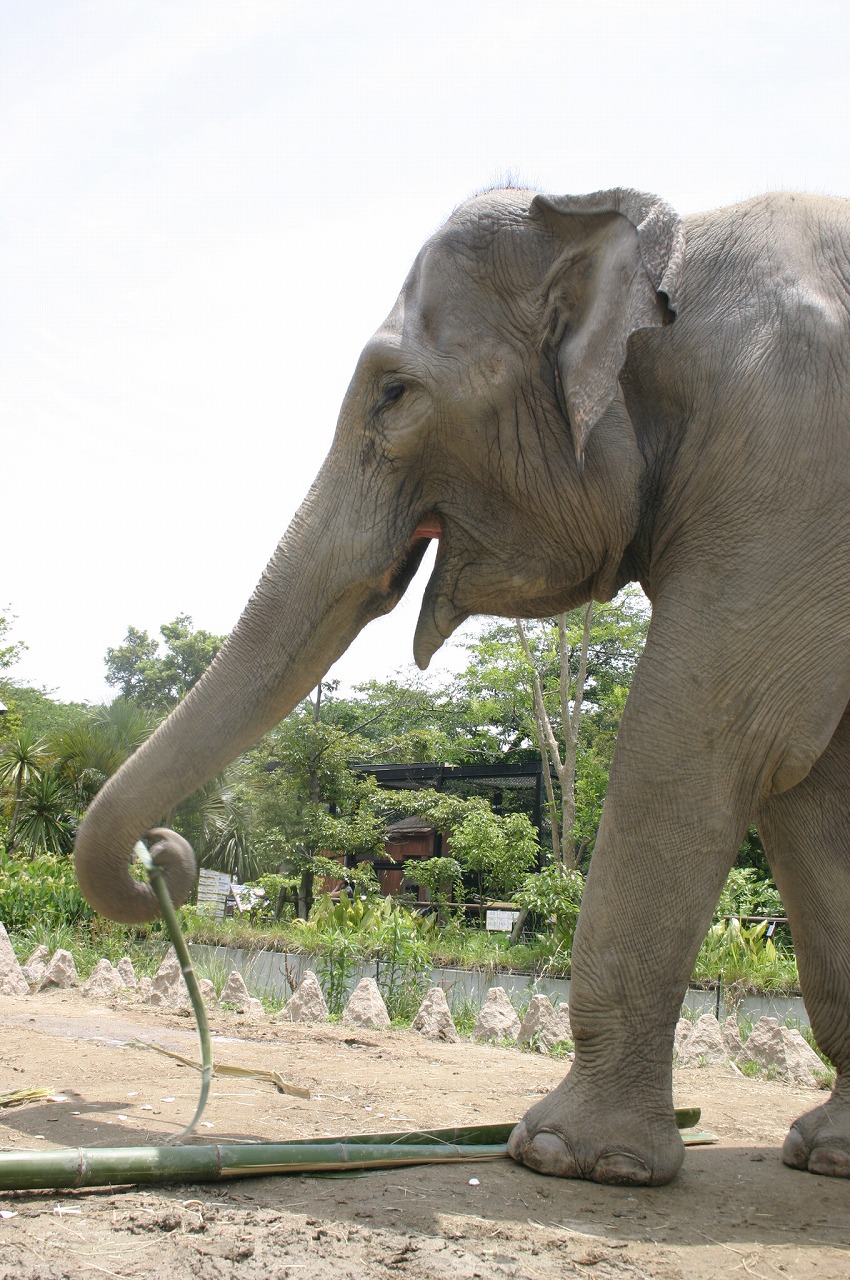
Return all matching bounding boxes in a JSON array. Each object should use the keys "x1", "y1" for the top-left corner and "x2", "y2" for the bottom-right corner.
[
  {"x1": 11, "y1": 919, "x2": 168, "y2": 981},
  {"x1": 448, "y1": 994, "x2": 480, "y2": 1037}
]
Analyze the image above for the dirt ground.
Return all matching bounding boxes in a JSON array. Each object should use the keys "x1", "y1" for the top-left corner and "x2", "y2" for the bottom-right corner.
[{"x1": 0, "y1": 990, "x2": 847, "y2": 1279}]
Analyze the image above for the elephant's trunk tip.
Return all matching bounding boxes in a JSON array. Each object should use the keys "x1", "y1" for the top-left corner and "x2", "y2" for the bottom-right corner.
[{"x1": 74, "y1": 820, "x2": 198, "y2": 926}]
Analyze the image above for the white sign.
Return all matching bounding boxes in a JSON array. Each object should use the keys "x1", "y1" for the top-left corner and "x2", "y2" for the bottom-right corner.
[
  {"x1": 197, "y1": 868, "x2": 232, "y2": 918},
  {"x1": 486, "y1": 909, "x2": 519, "y2": 932}
]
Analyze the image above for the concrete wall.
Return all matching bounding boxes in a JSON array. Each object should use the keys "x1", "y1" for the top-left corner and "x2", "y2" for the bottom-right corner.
[{"x1": 188, "y1": 943, "x2": 810, "y2": 1026}]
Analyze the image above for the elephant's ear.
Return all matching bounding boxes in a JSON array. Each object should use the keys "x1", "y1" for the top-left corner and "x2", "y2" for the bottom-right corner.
[{"x1": 532, "y1": 189, "x2": 685, "y2": 464}]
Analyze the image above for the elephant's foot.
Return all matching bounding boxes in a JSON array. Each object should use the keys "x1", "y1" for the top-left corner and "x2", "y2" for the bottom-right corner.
[
  {"x1": 507, "y1": 1077, "x2": 684, "y2": 1186},
  {"x1": 782, "y1": 1094, "x2": 850, "y2": 1177}
]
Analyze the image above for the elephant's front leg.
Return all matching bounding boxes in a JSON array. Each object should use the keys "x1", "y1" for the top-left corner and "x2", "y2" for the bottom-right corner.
[{"x1": 509, "y1": 663, "x2": 752, "y2": 1184}]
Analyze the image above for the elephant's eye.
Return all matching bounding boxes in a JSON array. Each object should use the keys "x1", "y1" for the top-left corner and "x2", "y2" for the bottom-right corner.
[{"x1": 382, "y1": 383, "x2": 405, "y2": 406}]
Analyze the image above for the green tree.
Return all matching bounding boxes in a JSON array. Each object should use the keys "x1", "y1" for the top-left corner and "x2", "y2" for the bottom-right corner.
[
  {"x1": 448, "y1": 626, "x2": 542, "y2": 764},
  {"x1": 516, "y1": 606, "x2": 594, "y2": 865},
  {"x1": 368, "y1": 785, "x2": 538, "y2": 914},
  {"x1": 0, "y1": 686, "x2": 89, "y2": 743},
  {"x1": 2, "y1": 700, "x2": 156, "y2": 860},
  {"x1": 104, "y1": 615, "x2": 225, "y2": 715},
  {"x1": 0, "y1": 609, "x2": 28, "y2": 750},
  {"x1": 248, "y1": 684, "x2": 386, "y2": 915},
  {"x1": 454, "y1": 588, "x2": 649, "y2": 862},
  {"x1": 0, "y1": 609, "x2": 25, "y2": 679},
  {"x1": 13, "y1": 769, "x2": 77, "y2": 857},
  {"x1": 402, "y1": 856, "x2": 465, "y2": 922},
  {"x1": 512, "y1": 862, "x2": 585, "y2": 951},
  {"x1": 336, "y1": 676, "x2": 455, "y2": 763},
  {"x1": 448, "y1": 807, "x2": 539, "y2": 910}
]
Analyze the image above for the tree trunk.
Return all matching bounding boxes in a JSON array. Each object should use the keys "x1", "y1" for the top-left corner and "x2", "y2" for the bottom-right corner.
[
  {"x1": 509, "y1": 905, "x2": 528, "y2": 945},
  {"x1": 516, "y1": 603, "x2": 593, "y2": 870},
  {"x1": 297, "y1": 869, "x2": 315, "y2": 920}
]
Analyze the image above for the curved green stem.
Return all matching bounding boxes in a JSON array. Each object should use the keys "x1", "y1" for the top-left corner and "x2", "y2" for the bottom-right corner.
[{"x1": 134, "y1": 841, "x2": 212, "y2": 1141}]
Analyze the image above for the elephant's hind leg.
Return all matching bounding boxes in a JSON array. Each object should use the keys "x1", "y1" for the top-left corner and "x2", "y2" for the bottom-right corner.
[{"x1": 758, "y1": 705, "x2": 850, "y2": 1178}]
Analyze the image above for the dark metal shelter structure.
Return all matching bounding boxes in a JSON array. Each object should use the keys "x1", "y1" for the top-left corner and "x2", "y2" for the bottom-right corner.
[
  {"x1": 349, "y1": 761, "x2": 549, "y2": 879},
  {"x1": 351, "y1": 760, "x2": 545, "y2": 827}
]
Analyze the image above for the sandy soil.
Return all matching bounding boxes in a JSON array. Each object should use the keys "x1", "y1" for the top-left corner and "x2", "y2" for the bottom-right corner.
[{"x1": 0, "y1": 989, "x2": 847, "y2": 1279}]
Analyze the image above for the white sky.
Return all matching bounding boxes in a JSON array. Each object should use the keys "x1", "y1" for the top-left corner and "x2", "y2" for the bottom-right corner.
[{"x1": 3, "y1": 0, "x2": 849, "y2": 704}]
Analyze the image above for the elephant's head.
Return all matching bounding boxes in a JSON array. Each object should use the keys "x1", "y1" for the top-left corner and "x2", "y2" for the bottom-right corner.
[{"x1": 75, "y1": 186, "x2": 684, "y2": 922}]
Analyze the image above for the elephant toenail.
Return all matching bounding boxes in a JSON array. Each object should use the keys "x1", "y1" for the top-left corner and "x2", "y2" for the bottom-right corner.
[
  {"x1": 591, "y1": 1151, "x2": 653, "y2": 1186},
  {"x1": 781, "y1": 1127, "x2": 810, "y2": 1170},
  {"x1": 506, "y1": 1121, "x2": 528, "y2": 1161},
  {"x1": 510, "y1": 1128, "x2": 578, "y2": 1177},
  {"x1": 808, "y1": 1146, "x2": 850, "y2": 1178},
  {"x1": 526, "y1": 1133, "x2": 578, "y2": 1176}
]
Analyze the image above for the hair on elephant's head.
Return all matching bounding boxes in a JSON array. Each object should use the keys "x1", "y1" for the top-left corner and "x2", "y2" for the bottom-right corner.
[{"x1": 74, "y1": 186, "x2": 685, "y2": 923}]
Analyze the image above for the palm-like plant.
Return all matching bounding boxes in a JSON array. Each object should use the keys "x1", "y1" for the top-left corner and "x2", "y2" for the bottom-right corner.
[
  {"x1": 0, "y1": 728, "x2": 51, "y2": 853},
  {"x1": 14, "y1": 769, "x2": 77, "y2": 857},
  {"x1": 53, "y1": 698, "x2": 154, "y2": 807}
]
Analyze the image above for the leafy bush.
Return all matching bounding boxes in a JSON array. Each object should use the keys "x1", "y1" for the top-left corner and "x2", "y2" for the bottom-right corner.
[
  {"x1": 513, "y1": 863, "x2": 584, "y2": 948},
  {"x1": 289, "y1": 893, "x2": 434, "y2": 1017},
  {"x1": 450, "y1": 808, "x2": 539, "y2": 902},
  {"x1": 716, "y1": 867, "x2": 783, "y2": 918},
  {"x1": 311, "y1": 856, "x2": 381, "y2": 901},
  {"x1": 402, "y1": 856, "x2": 465, "y2": 920},
  {"x1": 0, "y1": 853, "x2": 95, "y2": 934},
  {"x1": 693, "y1": 917, "x2": 798, "y2": 991},
  {"x1": 374, "y1": 903, "x2": 432, "y2": 1019},
  {"x1": 244, "y1": 872, "x2": 299, "y2": 921}
]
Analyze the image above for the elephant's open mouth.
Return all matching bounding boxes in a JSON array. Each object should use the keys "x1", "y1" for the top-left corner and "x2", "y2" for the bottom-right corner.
[
  {"x1": 410, "y1": 516, "x2": 471, "y2": 668},
  {"x1": 383, "y1": 515, "x2": 442, "y2": 604},
  {"x1": 381, "y1": 514, "x2": 467, "y2": 668}
]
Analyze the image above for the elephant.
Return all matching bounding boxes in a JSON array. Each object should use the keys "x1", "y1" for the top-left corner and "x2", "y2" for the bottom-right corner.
[{"x1": 75, "y1": 184, "x2": 850, "y2": 1185}]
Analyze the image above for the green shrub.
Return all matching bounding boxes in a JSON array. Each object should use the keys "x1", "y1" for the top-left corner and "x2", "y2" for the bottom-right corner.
[
  {"x1": 512, "y1": 863, "x2": 584, "y2": 949},
  {"x1": 403, "y1": 856, "x2": 465, "y2": 920},
  {"x1": 0, "y1": 853, "x2": 95, "y2": 934},
  {"x1": 716, "y1": 867, "x2": 783, "y2": 918},
  {"x1": 693, "y1": 917, "x2": 798, "y2": 991},
  {"x1": 374, "y1": 904, "x2": 432, "y2": 1019},
  {"x1": 288, "y1": 893, "x2": 434, "y2": 1018}
]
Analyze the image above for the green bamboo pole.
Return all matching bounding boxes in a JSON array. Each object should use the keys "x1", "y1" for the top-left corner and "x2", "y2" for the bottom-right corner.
[
  {"x1": 0, "y1": 1118, "x2": 712, "y2": 1192},
  {"x1": 0, "y1": 1134, "x2": 505, "y2": 1192}
]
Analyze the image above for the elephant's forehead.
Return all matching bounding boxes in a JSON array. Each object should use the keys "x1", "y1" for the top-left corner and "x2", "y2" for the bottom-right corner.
[
  {"x1": 393, "y1": 245, "x2": 495, "y2": 349},
  {"x1": 376, "y1": 243, "x2": 471, "y2": 346},
  {"x1": 430, "y1": 191, "x2": 535, "y2": 269},
  {"x1": 394, "y1": 218, "x2": 529, "y2": 333},
  {"x1": 376, "y1": 191, "x2": 543, "y2": 350}
]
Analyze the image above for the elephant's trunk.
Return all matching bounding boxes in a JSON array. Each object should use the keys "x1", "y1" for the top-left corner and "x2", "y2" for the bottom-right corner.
[{"x1": 75, "y1": 473, "x2": 430, "y2": 923}]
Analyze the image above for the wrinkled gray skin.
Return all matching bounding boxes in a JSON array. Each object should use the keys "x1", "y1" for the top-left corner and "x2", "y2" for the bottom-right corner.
[{"x1": 75, "y1": 187, "x2": 850, "y2": 1184}]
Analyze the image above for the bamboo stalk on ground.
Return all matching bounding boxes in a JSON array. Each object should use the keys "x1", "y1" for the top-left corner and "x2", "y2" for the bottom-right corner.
[
  {"x1": 0, "y1": 1115, "x2": 712, "y2": 1192},
  {"x1": 0, "y1": 1088, "x2": 57, "y2": 1109},
  {"x1": 127, "y1": 1041, "x2": 310, "y2": 1098}
]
